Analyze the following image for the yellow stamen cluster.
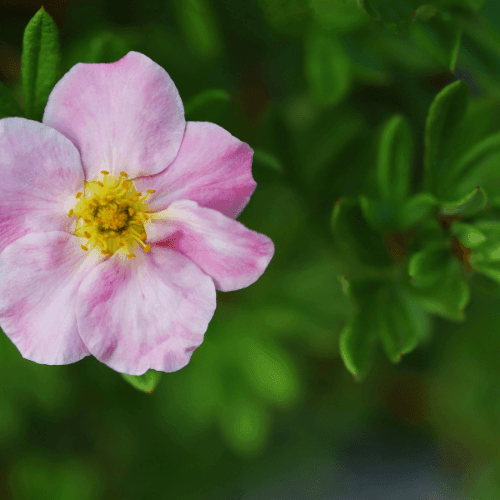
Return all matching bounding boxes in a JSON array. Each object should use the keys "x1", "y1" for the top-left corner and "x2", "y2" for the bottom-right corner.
[{"x1": 68, "y1": 170, "x2": 157, "y2": 258}]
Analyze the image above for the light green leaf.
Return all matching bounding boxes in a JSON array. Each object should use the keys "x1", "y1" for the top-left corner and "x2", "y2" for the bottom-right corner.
[
  {"x1": 359, "y1": 195, "x2": 399, "y2": 232},
  {"x1": 450, "y1": 222, "x2": 487, "y2": 248},
  {"x1": 305, "y1": 28, "x2": 351, "y2": 106},
  {"x1": 21, "y1": 7, "x2": 61, "y2": 121},
  {"x1": 376, "y1": 114, "x2": 413, "y2": 204},
  {"x1": 121, "y1": 369, "x2": 161, "y2": 394},
  {"x1": 0, "y1": 81, "x2": 24, "y2": 118},
  {"x1": 450, "y1": 28, "x2": 462, "y2": 73},
  {"x1": 439, "y1": 185, "x2": 487, "y2": 217},
  {"x1": 184, "y1": 88, "x2": 231, "y2": 117},
  {"x1": 424, "y1": 80, "x2": 470, "y2": 198}
]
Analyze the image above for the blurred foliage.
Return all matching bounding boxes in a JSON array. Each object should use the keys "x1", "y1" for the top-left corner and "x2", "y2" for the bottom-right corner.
[{"x1": 1, "y1": 0, "x2": 500, "y2": 498}]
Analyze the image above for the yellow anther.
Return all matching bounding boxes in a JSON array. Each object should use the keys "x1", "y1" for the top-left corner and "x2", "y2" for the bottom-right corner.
[
  {"x1": 118, "y1": 242, "x2": 125, "y2": 247},
  {"x1": 75, "y1": 192, "x2": 82, "y2": 198},
  {"x1": 122, "y1": 230, "x2": 129, "y2": 236},
  {"x1": 101, "y1": 170, "x2": 109, "y2": 175},
  {"x1": 122, "y1": 181, "x2": 129, "y2": 190},
  {"x1": 68, "y1": 209, "x2": 74, "y2": 217},
  {"x1": 97, "y1": 181, "x2": 104, "y2": 187},
  {"x1": 147, "y1": 189, "x2": 156, "y2": 194},
  {"x1": 127, "y1": 253, "x2": 136, "y2": 259},
  {"x1": 84, "y1": 231, "x2": 91, "y2": 239},
  {"x1": 101, "y1": 250, "x2": 111, "y2": 255},
  {"x1": 144, "y1": 244, "x2": 151, "y2": 253},
  {"x1": 120, "y1": 171, "x2": 128, "y2": 178},
  {"x1": 140, "y1": 232, "x2": 147, "y2": 240},
  {"x1": 128, "y1": 208, "x2": 134, "y2": 216},
  {"x1": 81, "y1": 244, "x2": 88, "y2": 251}
]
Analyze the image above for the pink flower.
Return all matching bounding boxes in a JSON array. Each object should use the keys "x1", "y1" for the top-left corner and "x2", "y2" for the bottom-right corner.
[{"x1": 0, "y1": 51, "x2": 274, "y2": 376}]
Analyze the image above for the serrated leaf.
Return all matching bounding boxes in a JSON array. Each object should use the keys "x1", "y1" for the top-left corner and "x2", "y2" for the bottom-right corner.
[
  {"x1": 331, "y1": 197, "x2": 393, "y2": 269},
  {"x1": 21, "y1": 8, "x2": 61, "y2": 121},
  {"x1": 399, "y1": 192, "x2": 438, "y2": 229},
  {"x1": 0, "y1": 81, "x2": 24, "y2": 119},
  {"x1": 121, "y1": 369, "x2": 162, "y2": 394},
  {"x1": 184, "y1": 88, "x2": 231, "y2": 117},
  {"x1": 305, "y1": 28, "x2": 351, "y2": 106},
  {"x1": 408, "y1": 242, "x2": 450, "y2": 288},
  {"x1": 424, "y1": 80, "x2": 470, "y2": 198},
  {"x1": 377, "y1": 114, "x2": 413, "y2": 205},
  {"x1": 439, "y1": 185, "x2": 487, "y2": 217}
]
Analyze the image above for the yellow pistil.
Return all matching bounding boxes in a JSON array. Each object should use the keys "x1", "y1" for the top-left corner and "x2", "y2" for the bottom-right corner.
[{"x1": 67, "y1": 170, "x2": 159, "y2": 259}]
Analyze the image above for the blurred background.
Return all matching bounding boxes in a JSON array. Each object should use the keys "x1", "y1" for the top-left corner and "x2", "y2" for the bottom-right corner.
[{"x1": 1, "y1": 0, "x2": 500, "y2": 498}]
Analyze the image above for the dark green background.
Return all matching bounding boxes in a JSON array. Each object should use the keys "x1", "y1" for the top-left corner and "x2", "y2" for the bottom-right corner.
[{"x1": 1, "y1": 0, "x2": 500, "y2": 498}]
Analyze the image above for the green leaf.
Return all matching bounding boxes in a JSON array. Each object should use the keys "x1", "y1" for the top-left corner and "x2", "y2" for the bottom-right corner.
[
  {"x1": 183, "y1": 88, "x2": 231, "y2": 117},
  {"x1": 357, "y1": 0, "x2": 417, "y2": 33},
  {"x1": 405, "y1": 260, "x2": 470, "y2": 322},
  {"x1": 253, "y1": 148, "x2": 284, "y2": 174},
  {"x1": 21, "y1": 7, "x2": 61, "y2": 121},
  {"x1": 444, "y1": 131, "x2": 500, "y2": 198},
  {"x1": 359, "y1": 195, "x2": 399, "y2": 232},
  {"x1": 469, "y1": 220, "x2": 500, "y2": 263},
  {"x1": 398, "y1": 192, "x2": 438, "y2": 229},
  {"x1": 305, "y1": 28, "x2": 351, "y2": 106},
  {"x1": 414, "y1": 4, "x2": 438, "y2": 21},
  {"x1": 311, "y1": 0, "x2": 367, "y2": 32},
  {"x1": 439, "y1": 185, "x2": 487, "y2": 217},
  {"x1": 377, "y1": 114, "x2": 413, "y2": 205},
  {"x1": 0, "y1": 81, "x2": 24, "y2": 118},
  {"x1": 339, "y1": 280, "x2": 383, "y2": 380},
  {"x1": 331, "y1": 197, "x2": 393, "y2": 269},
  {"x1": 173, "y1": 0, "x2": 222, "y2": 60},
  {"x1": 424, "y1": 80, "x2": 470, "y2": 198},
  {"x1": 450, "y1": 221, "x2": 487, "y2": 248},
  {"x1": 408, "y1": 242, "x2": 450, "y2": 288},
  {"x1": 449, "y1": 28, "x2": 462, "y2": 73},
  {"x1": 378, "y1": 285, "x2": 433, "y2": 363},
  {"x1": 121, "y1": 369, "x2": 161, "y2": 394}
]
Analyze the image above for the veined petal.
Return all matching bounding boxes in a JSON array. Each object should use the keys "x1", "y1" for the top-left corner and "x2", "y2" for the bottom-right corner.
[
  {"x1": 76, "y1": 246, "x2": 216, "y2": 376},
  {"x1": 0, "y1": 231, "x2": 104, "y2": 365},
  {"x1": 133, "y1": 121, "x2": 256, "y2": 219},
  {"x1": 43, "y1": 51, "x2": 186, "y2": 180},
  {"x1": 0, "y1": 117, "x2": 85, "y2": 254},
  {"x1": 147, "y1": 200, "x2": 274, "y2": 292}
]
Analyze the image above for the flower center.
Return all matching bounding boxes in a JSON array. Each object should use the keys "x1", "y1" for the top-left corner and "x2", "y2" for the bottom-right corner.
[{"x1": 68, "y1": 170, "x2": 156, "y2": 259}]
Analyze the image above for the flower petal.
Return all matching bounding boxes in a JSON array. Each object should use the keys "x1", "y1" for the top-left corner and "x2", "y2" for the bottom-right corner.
[
  {"x1": 0, "y1": 117, "x2": 85, "y2": 254},
  {"x1": 0, "y1": 231, "x2": 104, "y2": 365},
  {"x1": 146, "y1": 200, "x2": 274, "y2": 292},
  {"x1": 133, "y1": 121, "x2": 256, "y2": 219},
  {"x1": 43, "y1": 51, "x2": 186, "y2": 180},
  {"x1": 76, "y1": 246, "x2": 217, "y2": 376}
]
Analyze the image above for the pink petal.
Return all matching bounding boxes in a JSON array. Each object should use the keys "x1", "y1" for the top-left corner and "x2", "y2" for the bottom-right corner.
[
  {"x1": 133, "y1": 121, "x2": 256, "y2": 219},
  {"x1": 0, "y1": 117, "x2": 85, "y2": 254},
  {"x1": 146, "y1": 200, "x2": 274, "y2": 292},
  {"x1": 0, "y1": 231, "x2": 104, "y2": 365},
  {"x1": 76, "y1": 246, "x2": 217, "y2": 376},
  {"x1": 43, "y1": 51, "x2": 186, "y2": 180}
]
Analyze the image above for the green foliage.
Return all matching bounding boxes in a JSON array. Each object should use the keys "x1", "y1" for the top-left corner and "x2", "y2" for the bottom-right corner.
[
  {"x1": 121, "y1": 369, "x2": 162, "y2": 394},
  {"x1": 21, "y1": 8, "x2": 61, "y2": 121},
  {"x1": 376, "y1": 114, "x2": 413, "y2": 205},
  {"x1": 305, "y1": 27, "x2": 351, "y2": 106},
  {"x1": 0, "y1": 81, "x2": 24, "y2": 119},
  {"x1": 184, "y1": 88, "x2": 231, "y2": 117},
  {"x1": 407, "y1": 242, "x2": 450, "y2": 287},
  {"x1": 424, "y1": 79, "x2": 470, "y2": 198},
  {"x1": 398, "y1": 192, "x2": 439, "y2": 229}
]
